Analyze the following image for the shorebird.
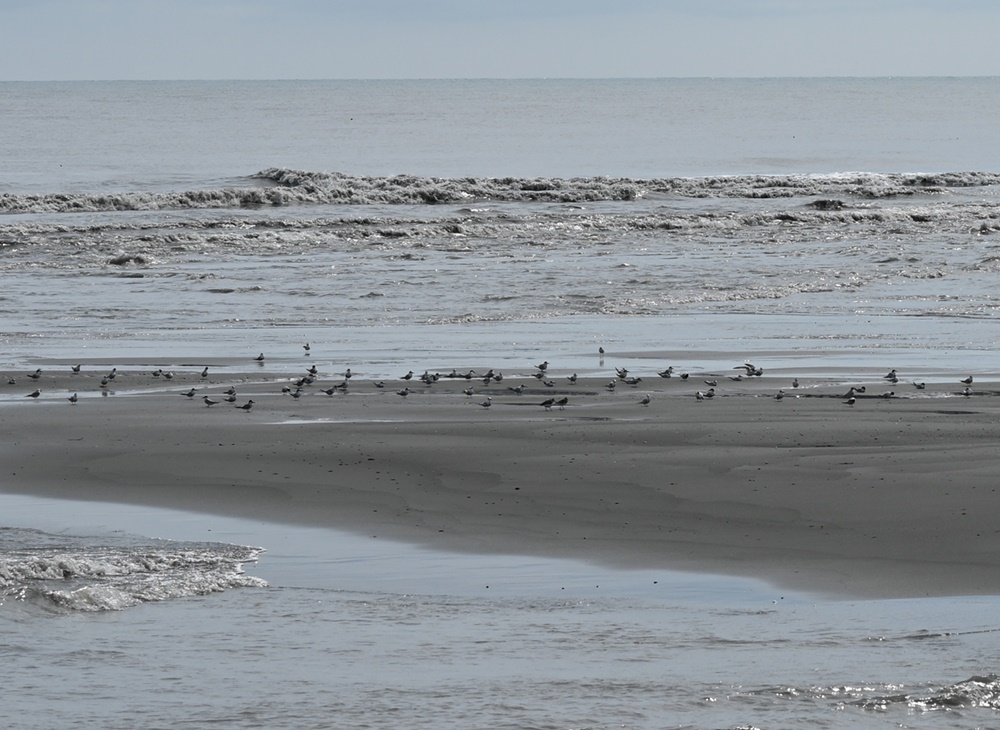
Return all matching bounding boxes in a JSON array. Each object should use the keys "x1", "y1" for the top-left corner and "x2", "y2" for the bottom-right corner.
[
  {"x1": 100, "y1": 377, "x2": 109, "y2": 388},
  {"x1": 152, "y1": 369, "x2": 163, "y2": 377},
  {"x1": 401, "y1": 370, "x2": 414, "y2": 381},
  {"x1": 307, "y1": 365, "x2": 319, "y2": 375},
  {"x1": 695, "y1": 390, "x2": 705, "y2": 401},
  {"x1": 303, "y1": 342, "x2": 311, "y2": 355},
  {"x1": 543, "y1": 380, "x2": 555, "y2": 387},
  {"x1": 540, "y1": 398, "x2": 555, "y2": 410},
  {"x1": 639, "y1": 394, "x2": 651, "y2": 406},
  {"x1": 224, "y1": 386, "x2": 237, "y2": 396},
  {"x1": 344, "y1": 368, "x2": 352, "y2": 379},
  {"x1": 71, "y1": 364, "x2": 82, "y2": 373},
  {"x1": 203, "y1": 396, "x2": 219, "y2": 407},
  {"x1": 374, "y1": 381, "x2": 385, "y2": 388},
  {"x1": 606, "y1": 380, "x2": 616, "y2": 391},
  {"x1": 729, "y1": 374, "x2": 743, "y2": 382},
  {"x1": 704, "y1": 379, "x2": 718, "y2": 387},
  {"x1": 479, "y1": 397, "x2": 492, "y2": 409},
  {"x1": 792, "y1": 378, "x2": 799, "y2": 388},
  {"x1": 320, "y1": 386, "x2": 337, "y2": 396},
  {"x1": 555, "y1": 396, "x2": 568, "y2": 409},
  {"x1": 224, "y1": 394, "x2": 237, "y2": 403},
  {"x1": 844, "y1": 396, "x2": 856, "y2": 405},
  {"x1": 238, "y1": 399, "x2": 255, "y2": 411},
  {"x1": 508, "y1": 384, "x2": 525, "y2": 395},
  {"x1": 28, "y1": 369, "x2": 41, "y2": 380},
  {"x1": 775, "y1": 390, "x2": 785, "y2": 401},
  {"x1": 254, "y1": 353, "x2": 265, "y2": 362},
  {"x1": 182, "y1": 388, "x2": 197, "y2": 398},
  {"x1": 6, "y1": 378, "x2": 14, "y2": 385},
  {"x1": 201, "y1": 367, "x2": 209, "y2": 378},
  {"x1": 106, "y1": 368, "x2": 117, "y2": 380},
  {"x1": 961, "y1": 375, "x2": 974, "y2": 385},
  {"x1": 884, "y1": 369, "x2": 897, "y2": 380},
  {"x1": 396, "y1": 388, "x2": 410, "y2": 397},
  {"x1": 567, "y1": 373, "x2": 578, "y2": 383},
  {"x1": 880, "y1": 391, "x2": 895, "y2": 399},
  {"x1": 26, "y1": 389, "x2": 41, "y2": 398},
  {"x1": 164, "y1": 372, "x2": 174, "y2": 380},
  {"x1": 68, "y1": 393, "x2": 78, "y2": 404},
  {"x1": 624, "y1": 377, "x2": 642, "y2": 386},
  {"x1": 290, "y1": 389, "x2": 303, "y2": 399},
  {"x1": 679, "y1": 373, "x2": 689, "y2": 380},
  {"x1": 462, "y1": 387, "x2": 474, "y2": 396},
  {"x1": 599, "y1": 347, "x2": 605, "y2": 355},
  {"x1": 615, "y1": 367, "x2": 628, "y2": 379},
  {"x1": 703, "y1": 388, "x2": 715, "y2": 398},
  {"x1": 962, "y1": 386, "x2": 972, "y2": 397},
  {"x1": 912, "y1": 381, "x2": 926, "y2": 389},
  {"x1": 657, "y1": 367, "x2": 674, "y2": 378},
  {"x1": 535, "y1": 361, "x2": 549, "y2": 372}
]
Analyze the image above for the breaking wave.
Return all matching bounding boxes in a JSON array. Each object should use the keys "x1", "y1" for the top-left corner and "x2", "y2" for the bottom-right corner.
[
  {"x1": 0, "y1": 527, "x2": 267, "y2": 613},
  {"x1": 3, "y1": 169, "x2": 1000, "y2": 215}
]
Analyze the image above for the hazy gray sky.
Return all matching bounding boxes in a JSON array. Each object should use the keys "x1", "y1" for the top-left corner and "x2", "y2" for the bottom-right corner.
[{"x1": 4, "y1": 0, "x2": 999, "y2": 80}]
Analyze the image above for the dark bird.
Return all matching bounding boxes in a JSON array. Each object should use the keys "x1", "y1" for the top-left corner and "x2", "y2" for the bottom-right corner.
[
  {"x1": 555, "y1": 397, "x2": 568, "y2": 409},
  {"x1": 373, "y1": 381, "x2": 385, "y2": 388},
  {"x1": 540, "y1": 398, "x2": 555, "y2": 410},
  {"x1": 396, "y1": 388, "x2": 410, "y2": 397},
  {"x1": 961, "y1": 376, "x2": 974, "y2": 385},
  {"x1": 106, "y1": 368, "x2": 117, "y2": 380},
  {"x1": 203, "y1": 396, "x2": 219, "y2": 407},
  {"x1": 68, "y1": 393, "x2": 78, "y2": 404},
  {"x1": 182, "y1": 388, "x2": 197, "y2": 398},
  {"x1": 26, "y1": 389, "x2": 41, "y2": 398},
  {"x1": 536, "y1": 361, "x2": 549, "y2": 371},
  {"x1": 479, "y1": 397, "x2": 493, "y2": 409},
  {"x1": 303, "y1": 342, "x2": 311, "y2": 354},
  {"x1": 28, "y1": 369, "x2": 42, "y2": 380},
  {"x1": 912, "y1": 381, "x2": 926, "y2": 389},
  {"x1": 238, "y1": 399, "x2": 255, "y2": 411},
  {"x1": 71, "y1": 364, "x2": 82, "y2": 373},
  {"x1": 255, "y1": 353, "x2": 265, "y2": 361},
  {"x1": 844, "y1": 396, "x2": 856, "y2": 405},
  {"x1": 657, "y1": 367, "x2": 674, "y2": 378},
  {"x1": 401, "y1": 371, "x2": 414, "y2": 380},
  {"x1": 201, "y1": 367, "x2": 209, "y2": 378},
  {"x1": 567, "y1": 373, "x2": 578, "y2": 383},
  {"x1": 704, "y1": 380, "x2": 718, "y2": 387},
  {"x1": 639, "y1": 394, "x2": 651, "y2": 406}
]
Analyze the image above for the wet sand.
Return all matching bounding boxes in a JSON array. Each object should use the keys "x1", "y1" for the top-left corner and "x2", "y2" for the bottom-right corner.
[{"x1": 3, "y1": 361, "x2": 1000, "y2": 599}]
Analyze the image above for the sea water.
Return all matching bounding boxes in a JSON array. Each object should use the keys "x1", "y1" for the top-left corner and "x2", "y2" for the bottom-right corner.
[{"x1": 3, "y1": 78, "x2": 1000, "y2": 728}]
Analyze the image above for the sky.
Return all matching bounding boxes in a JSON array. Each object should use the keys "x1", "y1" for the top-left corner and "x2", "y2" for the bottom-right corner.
[{"x1": 3, "y1": 0, "x2": 999, "y2": 81}]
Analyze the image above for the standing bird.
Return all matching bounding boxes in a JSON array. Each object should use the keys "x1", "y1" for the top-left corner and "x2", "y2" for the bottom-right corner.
[
  {"x1": 26, "y1": 389, "x2": 41, "y2": 398},
  {"x1": 303, "y1": 343, "x2": 311, "y2": 355},
  {"x1": 71, "y1": 364, "x2": 82, "y2": 373},
  {"x1": 28, "y1": 369, "x2": 42, "y2": 380},
  {"x1": 961, "y1": 375, "x2": 974, "y2": 385},
  {"x1": 201, "y1": 367, "x2": 209, "y2": 378},
  {"x1": 479, "y1": 397, "x2": 493, "y2": 409},
  {"x1": 182, "y1": 388, "x2": 197, "y2": 398},
  {"x1": 68, "y1": 393, "x2": 78, "y2": 404},
  {"x1": 203, "y1": 396, "x2": 219, "y2": 407},
  {"x1": 540, "y1": 398, "x2": 555, "y2": 410},
  {"x1": 255, "y1": 353, "x2": 265, "y2": 362},
  {"x1": 844, "y1": 396, "x2": 856, "y2": 406},
  {"x1": 639, "y1": 394, "x2": 651, "y2": 406},
  {"x1": 567, "y1": 373, "x2": 578, "y2": 383},
  {"x1": 555, "y1": 397, "x2": 569, "y2": 410},
  {"x1": 238, "y1": 400, "x2": 255, "y2": 411}
]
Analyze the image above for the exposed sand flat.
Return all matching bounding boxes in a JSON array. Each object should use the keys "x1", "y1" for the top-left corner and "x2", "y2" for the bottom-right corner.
[{"x1": 3, "y1": 363, "x2": 1000, "y2": 599}]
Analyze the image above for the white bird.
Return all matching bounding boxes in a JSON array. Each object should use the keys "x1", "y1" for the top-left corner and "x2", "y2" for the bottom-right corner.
[{"x1": 845, "y1": 396, "x2": 856, "y2": 405}]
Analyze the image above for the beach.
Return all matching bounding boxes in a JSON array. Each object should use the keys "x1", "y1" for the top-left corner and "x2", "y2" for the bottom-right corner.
[{"x1": 5, "y1": 359, "x2": 999, "y2": 601}]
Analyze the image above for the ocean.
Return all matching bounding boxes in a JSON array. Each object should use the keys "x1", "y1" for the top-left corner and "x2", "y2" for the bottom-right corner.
[{"x1": 3, "y1": 77, "x2": 1000, "y2": 728}]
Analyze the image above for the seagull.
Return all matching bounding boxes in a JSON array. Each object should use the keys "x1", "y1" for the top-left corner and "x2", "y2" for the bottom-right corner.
[
  {"x1": 238, "y1": 399, "x2": 255, "y2": 411},
  {"x1": 201, "y1": 367, "x2": 209, "y2": 378},
  {"x1": 254, "y1": 353, "x2": 265, "y2": 361},
  {"x1": 152, "y1": 369, "x2": 163, "y2": 377},
  {"x1": 344, "y1": 368, "x2": 352, "y2": 379},
  {"x1": 462, "y1": 387, "x2": 474, "y2": 396},
  {"x1": 535, "y1": 361, "x2": 549, "y2": 372},
  {"x1": 307, "y1": 365, "x2": 318, "y2": 375},
  {"x1": 844, "y1": 396, "x2": 856, "y2": 405},
  {"x1": 884, "y1": 369, "x2": 897, "y2": 380},
  {"x1": 961, "y1": 376, "x2": 974, "y2": 385},
  {"x1": 962, "y1": 386, "x2": 972, "y2": 397},
  {"x1": 224, "y1": 386, "x2": 237, "y2": 396},
  {"x1": 290, "y1": 389, "x2": 302, "y2": 399},
  {"x1": 100, "y1": 377, "x2": 109, "y2": 388},
  {"x1": 679, "y1": 373, "x2": 689, "y2": 380},
  {"x1": 729, "y1": 374, "x2": 743, "y2": 382},
  {"x1": 68, "y1": 393, "x2": 78, "y2": 404},
  {"x1": 624, "y1": 377, "x2": 642, "y2": 386},
  {"x1": 164, "y1": 372, "x2": 174, "y2": 380},
  {"x1": 320, "y1": 386, "x2": 337, "y2": 396},
  {"x1": 606, "y1": 380, "x2": 617, "y2": 391},
  {"x1": 71, "y1": 364, "x2": 82, "y2": 373},
  {"x1": 28, "y1": 369, "x2": 42, "y2": 380},
  {"x1": 880, "y1": 391, "x2": 895, "y2": 399},
  {"x1": 695, "y1": 390, "x2": 705, "y2": 401},
  {"x1": 203, "y1": 396, "x2": 219, "y2": 407},
  {"x1": 540, "y1": 398, "x2": 555, "y2": 410},
  {"x1": 842, "y1": 387, "x2": 858, "y2": 398},
  {"x1": 615, "y1": 367, "x2": 628, "y2": 379},
  {"x1": 567, "y1": 373, "x2": 578, "y2": 383},
  {"x1": 26, "y1": 389, "x2": 41, "y2": 398},
  {"x1": 639, "y1": 394, "x2": 651, "y2": 406},
  {"x1": 396, "y1": 388, "x2": 410, "y2": 397},
  {"x1": 508, "y1": 384, "x2": 525, "y2": 395},
  {"x1": 704, "y1": 388, "x2": 715, "y2": 398},
  {"x1": 657, "y1": 367, "x2": 674, "y2": 378},
  {"x1": 555, "y1": 396, "x2": 568, "y2": 409},
  {"x1": 182, "y1": 388, "x2": 197, "y2": 398},
  {"x1": 401, "y1": 370, "x2": 414, "y2": 381},
  {"x1": 543, "y1": 380, "x2": 555, "y2": 387},
  {"x1": 479, "y1": 397, "x2": 492, "y2": 408}
]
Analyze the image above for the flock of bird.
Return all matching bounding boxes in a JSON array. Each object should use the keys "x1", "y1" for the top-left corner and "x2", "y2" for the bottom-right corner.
[{"x1": 5, "y1": 347, "x2": 988, "y2": 412}]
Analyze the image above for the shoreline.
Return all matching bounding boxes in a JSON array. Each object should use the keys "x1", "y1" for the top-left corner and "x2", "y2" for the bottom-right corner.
[{"x1": 3, "y1": 361, "x2": 1000, "y2": 600}]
